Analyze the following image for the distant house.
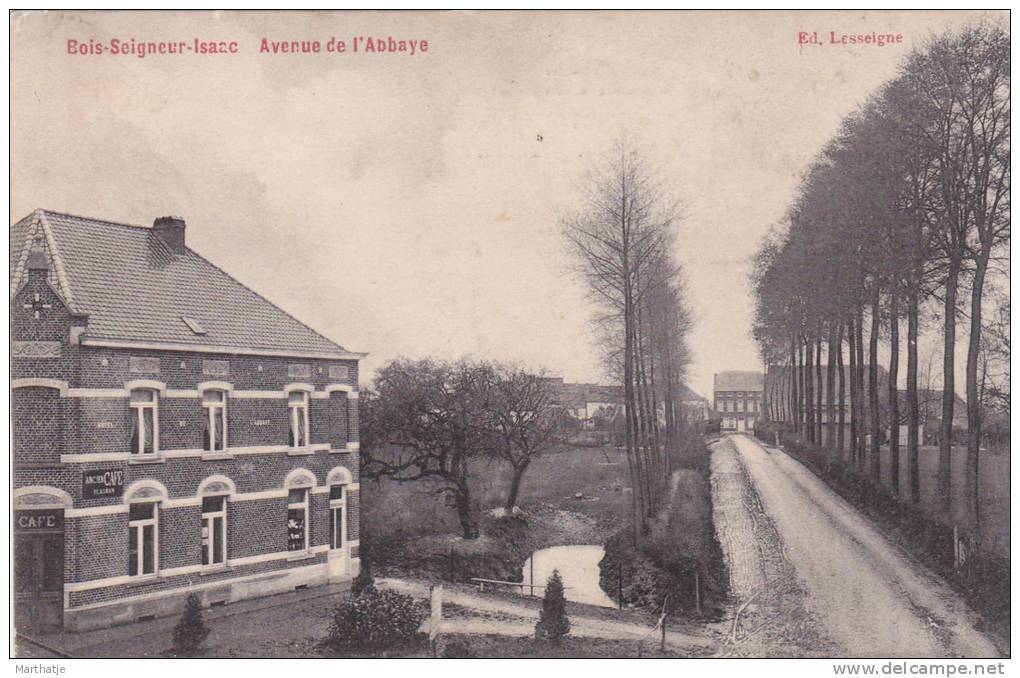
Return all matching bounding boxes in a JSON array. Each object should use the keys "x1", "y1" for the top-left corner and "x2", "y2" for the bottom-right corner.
[
  {"x1": 678, "y1": 383, "x2": 710, "y2": 423},
  {"x1": 893, "y1": 389, "x2": 968, "y2": 445},
  {"x1": 544, "y1": 380, "x2": 708, "y2": 431},
  {"x1": 714, "y1": 371, "x2": 764, "y2": 433}
]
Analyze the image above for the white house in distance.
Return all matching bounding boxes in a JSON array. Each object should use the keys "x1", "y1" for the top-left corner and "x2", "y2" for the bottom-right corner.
[{"x1": 714, "y1": 371, "x2": 764, "y2": 433}]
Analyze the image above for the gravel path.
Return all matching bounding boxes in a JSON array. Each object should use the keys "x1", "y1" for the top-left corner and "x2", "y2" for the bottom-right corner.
[
  {"x1": 710, "y1": 438, "x2": 832, "y2": 657},
  {"x1": 730, "y1": 434, "x2": 1000, "y2": 658}
]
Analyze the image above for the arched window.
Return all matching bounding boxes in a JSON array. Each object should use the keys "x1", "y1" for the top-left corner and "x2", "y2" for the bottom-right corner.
[
  {"x1": 327, "y1": 467, "x2": 353, "y2": 550},
  {"x1": 124, "y1": 481, "x2": 166, "y2": 577},
  {"x1": 198, "y1": 476, "x2": 233, "y2": 567},
  {"x1": 130, "y1": 388, "x2": 159, "y2": 456},
  {"x1": 285, "y1": 470, "x2": 315, "y2": 553},
  {"x1": 202, "y1": 389, "x2": 228, "y2": 452}
]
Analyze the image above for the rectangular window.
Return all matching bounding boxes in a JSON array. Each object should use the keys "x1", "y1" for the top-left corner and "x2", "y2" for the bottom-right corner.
[
  {"x1": 288, "y1": 391, "x2": 310, "y2": 448},
  {"x1": 130, "y1": 389, "x2": 159, "y2": 456},
  {"x1": 287, "y1": 488, "x2": 309, "y2": 552},
  {"x1": 128, "y1": 502, "x2": 158, "y2": 576},
  {"x1": 201, "y1": 495, "x2": 227, "y2": 566},
  {"x1": 329, "y1": 485, "x2": 346, "y2": 550},
  {"x1": 737, "y1": 400, "x2": 745, "y2": 412},
  {"x1": 203, "y1": 390, "x2": 228, "y2": 452}
]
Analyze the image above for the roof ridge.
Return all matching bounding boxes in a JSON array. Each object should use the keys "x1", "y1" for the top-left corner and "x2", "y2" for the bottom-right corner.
[
  {"x1": 37, "y1": 208, "x2": 149, "y2": 230},
  {"x1": 184, "y1": 245, "x2": 354, "y2": 355}
]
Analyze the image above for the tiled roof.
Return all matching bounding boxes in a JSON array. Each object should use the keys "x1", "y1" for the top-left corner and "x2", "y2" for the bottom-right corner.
[
  {"x1": 678, "y1": 383, "x2": 708, "y2": 402},
  {"x1": 10, "y1": 209, "x2": 360, "y2": 359},
  {"x1": 714, "y1": 371, "x2": 764, "y2": 392}
]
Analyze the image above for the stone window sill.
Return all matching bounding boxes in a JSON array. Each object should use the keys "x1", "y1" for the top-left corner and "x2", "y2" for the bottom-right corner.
[
  {"x1": 287, "y1": 447, "x2": 315, "y2": 457},
  {"x1": 125, "y1": 574, "x2": 162, "y2": 587},
  {"x1": 328, "y1": 447, "x2": 352, "y2": 454},
  {"x1": 200, "y1": 564, "x2": 232, "y2": 576},
  {"x1": 128, "y1": 456, "x2": 166, "y2": 465},
  {"x1": 201, "y1": 452, "x2": 234, "y2": 461},
  {"x1": 286, "y1": 551, "x2": 316, "y2": 562}
]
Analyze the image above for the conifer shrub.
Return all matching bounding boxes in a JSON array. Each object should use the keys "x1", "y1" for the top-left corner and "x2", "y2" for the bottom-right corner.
[
  {"x1": 534, "y1": 570, "x2": 570, "y2": 644},
  {"x1": 172, "y1": 594, "x2": 211, "y2": 657}
]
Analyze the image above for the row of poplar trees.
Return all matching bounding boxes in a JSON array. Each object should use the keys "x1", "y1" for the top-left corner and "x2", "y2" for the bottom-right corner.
[
  {"x1": 563, "y1": 141, "x2": 694, "y2": 536},
  {"x1": 751, "y1": 24, "x2": 1009, "y2": 532}
]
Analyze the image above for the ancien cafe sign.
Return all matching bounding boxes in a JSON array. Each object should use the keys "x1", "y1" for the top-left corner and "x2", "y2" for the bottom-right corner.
[
  {"x1": 82, "y1": 468, "x2": 125, "y2": 499},
  {"x1": 15, "y1": 509, "x2": 64, "y2": 532}
]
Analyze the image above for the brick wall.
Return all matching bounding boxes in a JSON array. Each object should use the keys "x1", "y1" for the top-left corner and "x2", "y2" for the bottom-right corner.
[
  {"x1": 12, "y1": 387, "x2": 63, "y2": 467},
  {"x1": 67, "y1": 552, "x2": 329, "y2": 608},
  {"x1": 12, "y1": 268, "x2": 363, "y2": 616}
]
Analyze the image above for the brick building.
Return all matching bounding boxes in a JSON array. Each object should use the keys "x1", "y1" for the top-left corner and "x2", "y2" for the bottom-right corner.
[
  {"x1": 713, "y1": 371, "x2": 764, "y2": 433},
  {"x1": 11, "y1": 210, "x2": 364, "y2": 632}
]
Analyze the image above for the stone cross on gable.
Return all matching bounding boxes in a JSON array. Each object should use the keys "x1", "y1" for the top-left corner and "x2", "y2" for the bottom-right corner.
[{"x1": 23, "y1": 292, "x2": 52, "y2": 319}]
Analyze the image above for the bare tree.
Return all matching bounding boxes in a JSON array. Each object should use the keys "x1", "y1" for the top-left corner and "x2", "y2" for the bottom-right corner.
[
  {"x1": 562, "y1": 140, "x2": 688, "y2": 534},
  {"x1": 481, "y1": 365, "x2": 567, "y2": 512},
  {"x1": 361, "y1": 358, "x2": 492, "y2": 539}
]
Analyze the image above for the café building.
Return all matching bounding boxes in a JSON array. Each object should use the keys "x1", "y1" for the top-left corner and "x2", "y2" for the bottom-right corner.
[{"x1": 11, "y1": 210, "x2": 364, "y2": 632}]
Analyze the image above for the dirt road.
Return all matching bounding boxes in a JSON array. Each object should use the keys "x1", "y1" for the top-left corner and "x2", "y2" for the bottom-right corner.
[{"x1": 726, "y1": 434, "x2": 1000, "y2": 658}]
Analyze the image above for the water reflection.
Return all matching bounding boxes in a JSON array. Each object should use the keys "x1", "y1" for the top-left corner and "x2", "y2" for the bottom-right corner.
[{"x1": 522, "y1": 544, "x2": 617, "y2": 608}]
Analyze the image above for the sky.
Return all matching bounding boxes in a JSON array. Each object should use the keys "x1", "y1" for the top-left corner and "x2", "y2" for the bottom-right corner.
[{"x1": 10, "y1": 10, "x2": 1005, "y2": 398}]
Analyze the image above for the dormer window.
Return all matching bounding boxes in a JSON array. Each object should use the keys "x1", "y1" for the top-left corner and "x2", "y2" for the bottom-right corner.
[
  {"x1": 181, "y1": 315, "x2": 206, "y2": 335},
  {"x1": 129, "y1": 389, "x2": 159, "y2": 456},
  {"x1": 288, "y1": 391, "x2": 310, "y2": 448}
]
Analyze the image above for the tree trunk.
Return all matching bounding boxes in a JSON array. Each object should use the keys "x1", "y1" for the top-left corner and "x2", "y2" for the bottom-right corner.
[
  {"x1": 907, "y1": 285, "x2": 921, "y2": 504},
  {"x1": 816, "y1": 333, "x2": 824, "y2": 446},
  {"x1": 855, "y1": 304, "x2": 865, "y2": 469},
  {"x1": 939, "y1": 260, "x2": 961, "y2": 513},
  {"x1": 836, "y1": 323, "x2": 846, "y2": 458},
  {"x1": 505, "y1": 462, "x2": 528, "y2": 512},
  {"x1": 965, "y1": 252, "x2": 990, "y2": 538},
  {"x1": 869, "y1": 291, "x2": 881, "y2": 485},
  {"x1": 826, "y1": 323, "x2": 838, "y2": 449},
  {"x1": 805, "y1": 336, "x2": 815, "y2": 444},
  {"x1": 848, "y1": 314, "x2": 858, "y2": 466},
  {"x1": 454, "y1": 488, "x2": 479, "y2": 540},
  {"x1": 888, "y1": 290, "x2": 900, "y2": 496},
  {"x1": 791, "y1": 336, "x2": 800, "y2": 434},
  {"x1": 622, "y1": 220, "x2": 644, "y2": 535}
]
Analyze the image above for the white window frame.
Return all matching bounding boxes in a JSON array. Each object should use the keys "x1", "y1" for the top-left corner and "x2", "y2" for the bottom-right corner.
[
  {"x1": 287, "y1": 487, "x2": 310, "y2": 552},
  {"x1": 203, "y1": 389, "x2": 228, "y2": 452},
  {"x1": 129, "y1": 388, "x2": 159, "y2": 456},
  {"x1": 128, "y1": 501, "x2": 159, "y2": 577},
  {"x1": 288, "y1": 391, "x2": 310, "y2": 449},
  {"x1": 201, "y1": 494, "x2": 228, "y2": 567},
  {"x1": 329, "y1": 484, "x2": 347, "y2": 550}
]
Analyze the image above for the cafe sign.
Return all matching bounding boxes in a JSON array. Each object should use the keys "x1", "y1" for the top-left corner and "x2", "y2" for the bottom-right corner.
[
  {"x1": 82, "y1": 468, "x2": 125, "y2": 499},
  {"x1": 15, "y1": 509, "x2": 64, "y2": 532}
]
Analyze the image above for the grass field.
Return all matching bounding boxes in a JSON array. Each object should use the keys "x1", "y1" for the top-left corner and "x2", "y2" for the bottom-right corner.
[
  {"x1": 361, "y1": 445, "x2": 632, "y2": 582},
  {"x1": 363, "y1": 445, "x2": 631, "y2": 542}
]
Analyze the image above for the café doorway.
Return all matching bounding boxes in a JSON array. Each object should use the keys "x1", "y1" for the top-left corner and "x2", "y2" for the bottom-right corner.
[{"x1": 14, "y1": 508, "x2": 65, "y2": 632}]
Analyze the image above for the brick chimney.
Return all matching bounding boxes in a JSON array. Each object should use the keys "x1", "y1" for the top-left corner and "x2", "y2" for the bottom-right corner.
[{"x1": 153, "y1": 216, "x2": 186, "y2": 254}]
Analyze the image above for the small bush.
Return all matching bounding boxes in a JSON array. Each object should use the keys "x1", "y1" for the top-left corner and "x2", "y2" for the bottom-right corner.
[
  {"x1": 534, "y1": 570, "x2": 570, "y2": 644},
  {"x1": 325, "y1": 588, "x2": 426, "y2": 652},
  {"x1": 172, "y1": 594, "x2": 211, "y2": 657},
  {"x1": 441, "y1": 638, "x2": 477, "y2": 658}
]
